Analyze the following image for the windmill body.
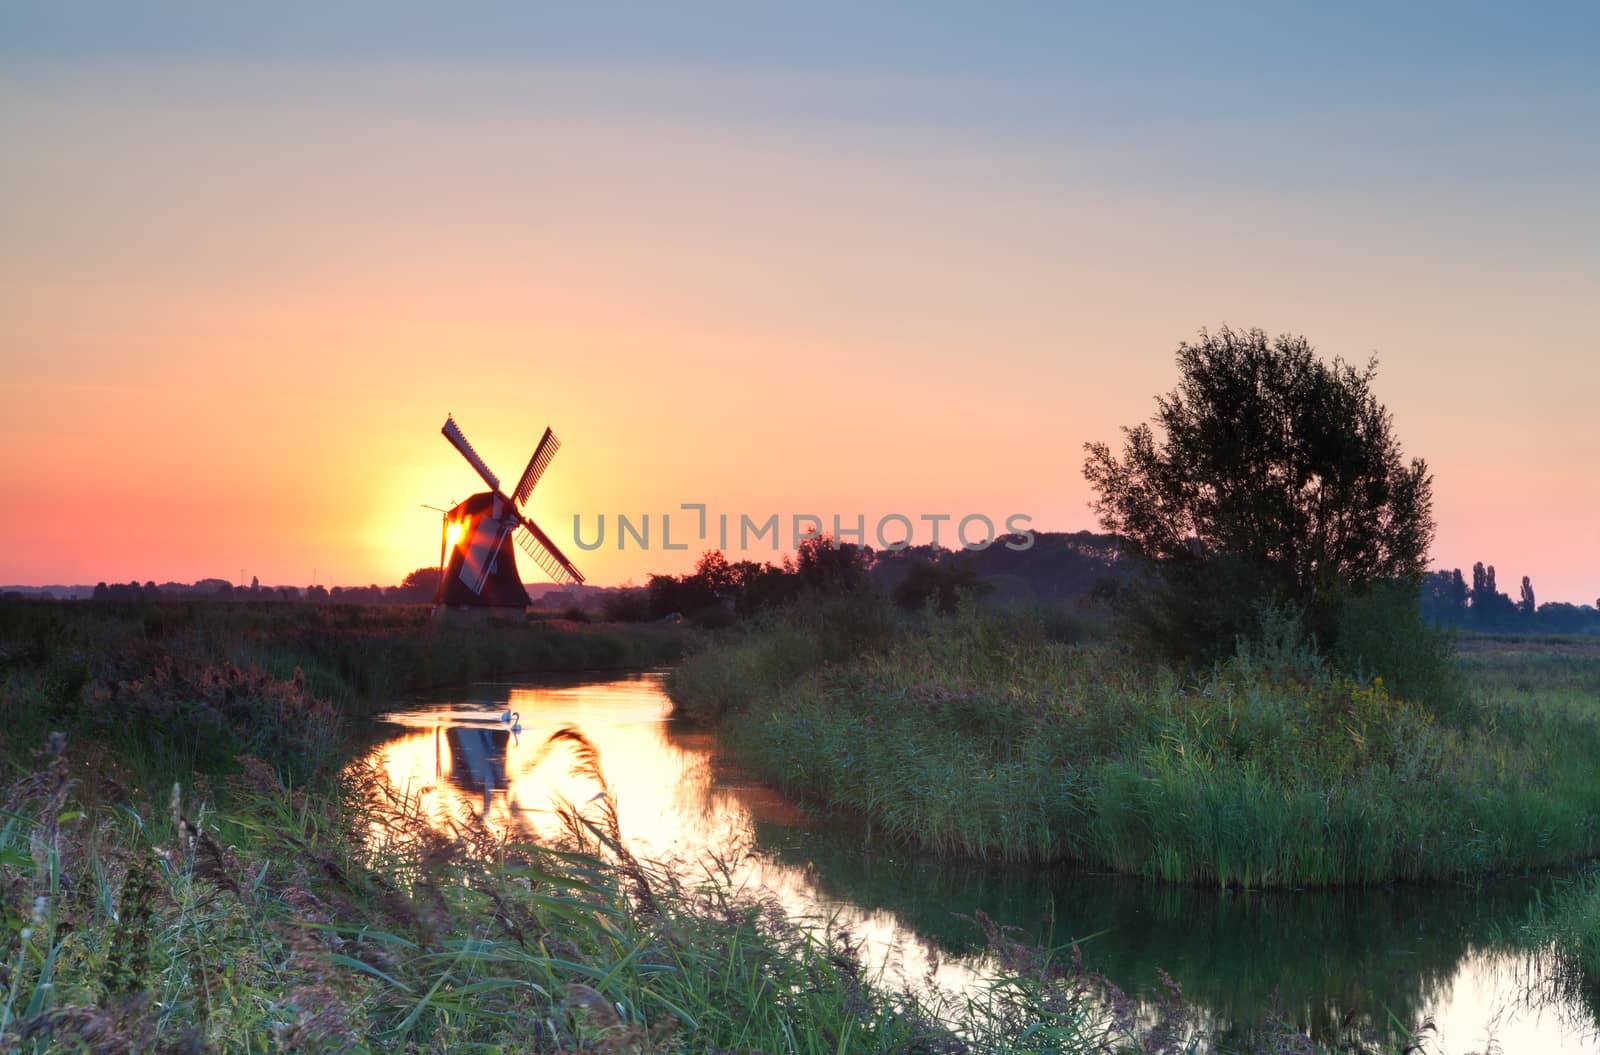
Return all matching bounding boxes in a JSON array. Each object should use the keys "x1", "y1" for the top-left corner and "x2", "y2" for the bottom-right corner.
[{"x1": 433, "y1": 416, "x2": 584, "y2": 609}]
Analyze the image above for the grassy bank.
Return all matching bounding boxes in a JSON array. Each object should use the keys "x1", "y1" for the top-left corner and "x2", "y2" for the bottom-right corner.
[
  {"x1": 0, "y1": 727, "x2": 1385, "y2": 1053},
  {"x1": 0, "y1": 600, "x2": 692, "y2": 783},
  {"x1": 670, "y1": 602, "x2": 1600, "y2": 887},
  {"x1": 0, "y1": 598, "x2": 1449, "y2": 1052},
  {"x1": 4, "y1": 733, "x2": 1235, "y2": 1054}
]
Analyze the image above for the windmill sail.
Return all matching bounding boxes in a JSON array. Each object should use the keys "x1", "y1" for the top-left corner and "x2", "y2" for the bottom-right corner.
[
  {"x1": 434, "y1": 413, "x2": 583, "y2": 607},
  {"x1": 459, "y1": 512, "x2": 513, "y2": 595},
  {"x1": 514, "y1": 512, "x2": 585, "y2": 585},
  {"x1": 442, "y1": 416, "x2": 500, "y2": 493},
  {"x1": 512, "y1": 427, "x2": 559, "y2": 507}
]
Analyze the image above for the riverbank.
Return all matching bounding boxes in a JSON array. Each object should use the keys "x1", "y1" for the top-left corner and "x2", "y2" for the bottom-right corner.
[
  {"x1": 0, "y1": 599, "x2": 694, "y2": 782},
  {"x1": 668, "y1": 601, "x2": 1600, "y2": 887},
  {"x1": 4, "y1": 732, "x2": 1208, "y2": 1053},
  {"x1": 0, "y1": 597, "x2": 1572, "y2": 1052}
]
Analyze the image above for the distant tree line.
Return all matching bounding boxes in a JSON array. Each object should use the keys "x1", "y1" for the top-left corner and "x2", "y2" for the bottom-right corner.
[
  {"x1": 1421, "y1": 563, "x2": 1600, "y2": 634},
  {"x1": 604, "y1": 530, "x2": 1124, "y2": 626},
  {"x1": 80, "y1": 568, "x2": 442, "y2": 605}
]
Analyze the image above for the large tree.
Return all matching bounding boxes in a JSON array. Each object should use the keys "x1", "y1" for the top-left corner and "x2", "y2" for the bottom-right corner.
[{"x1": 1083, "y1": 327, "x2": 1434, "y2": 658}]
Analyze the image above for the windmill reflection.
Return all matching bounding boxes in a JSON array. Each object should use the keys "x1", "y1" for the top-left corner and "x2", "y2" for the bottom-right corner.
[{"x1": 437, "y1": 725, "x2": 514, "y2": 811}]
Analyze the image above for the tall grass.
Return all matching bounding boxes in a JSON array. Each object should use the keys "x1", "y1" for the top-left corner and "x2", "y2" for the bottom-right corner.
[
  {"x1": 0, "y1": 732, "x2": 1346, "y2": 1054},
  {"x1": 0, "y1": 598, "x2": 1515, "y2": 1052},
  {"x1": 0, "y1": 599, "x2": 692, "y2": 783},
  {"x1": 1522, "y1": 869, "x2": 1600, "y2": 994},
  {"x1": 666, "y1": 589, "x2": 893, "y2": 724},
  {"x1": 675, "y1": 601, "x2": 1600, "y2": 887}
]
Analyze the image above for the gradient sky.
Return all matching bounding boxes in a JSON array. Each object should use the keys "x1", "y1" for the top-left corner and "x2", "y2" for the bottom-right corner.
[{"x1": 3, "y1": 3, "x2": 1597, "y2": 599}]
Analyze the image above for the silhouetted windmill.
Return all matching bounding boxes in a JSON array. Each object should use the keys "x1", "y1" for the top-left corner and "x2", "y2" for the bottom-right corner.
[{"x1": 434, "y1": 415, "x2": 584, "y2": 608}]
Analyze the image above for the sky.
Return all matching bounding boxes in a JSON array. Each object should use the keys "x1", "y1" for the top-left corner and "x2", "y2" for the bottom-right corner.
[{"x1": 2, "y1": 3, "x2": 1597, "y2": 600}]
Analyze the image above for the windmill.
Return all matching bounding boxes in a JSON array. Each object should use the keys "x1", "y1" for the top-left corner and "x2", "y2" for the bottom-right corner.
[{"x1": 433, "y1": 415, "x2": 584, "y2": 608}]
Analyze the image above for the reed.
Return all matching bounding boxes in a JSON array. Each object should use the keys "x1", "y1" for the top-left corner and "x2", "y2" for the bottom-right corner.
[
  {"x1": 0, "y1": 598, "x2": 1490, "y2": 1053},
  {"x1": 0, "y1": 731, "x2": 1366, "y2": 1054},
  {"x1": 0, "y1": 599, "x2": 692, "y2": 783},
  {"x1": 678, "y1": 602, "x2": 1600, "y2": 887},
  {"x1": 1522, "y1": 868, "x2": 1600, "y2": 993}
]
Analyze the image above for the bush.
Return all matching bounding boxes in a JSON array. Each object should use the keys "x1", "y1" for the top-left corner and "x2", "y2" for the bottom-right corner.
[
  {"x1": 891, "y1": 559, "x2": 992, "y2": 614},
  {"x1": 601, "y1": 587, "x2": 652, "y2": 622},
  {"x1": 690, "y1": 603, "x2": 737, "y2": 630},
  {"x1": 1333, "y1": 583, "x2": 1468, "y2": 718}
]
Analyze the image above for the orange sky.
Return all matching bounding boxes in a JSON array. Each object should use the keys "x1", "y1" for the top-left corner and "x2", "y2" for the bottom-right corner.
[{"x1": 2, "y1": 57, "x2": 1597, "y2": 601}]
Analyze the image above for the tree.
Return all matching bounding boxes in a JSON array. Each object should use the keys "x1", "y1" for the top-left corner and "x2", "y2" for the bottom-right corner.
[
  {"x1": 1469, "y1": 561, "x2": 1516, "y2": 626},
  {"x1": 793, "y1": 535, "x2": 872, "y2": 594},
  {"x1": 1083, "y1": 327, "x2": 1434, "y2": 659},
  {"x1": 646, "y1": 572, "x2": 689, "y2": 619},
  {"x1": 891, "y1": 559, "x2": 991, "y2": 614},
  {"x1": 1471, "y1": 562, "x2": 1495, "y2": 603},
  {"x1": 689, "y1": 550, "x2": 735, "y2": 595},
  {"x1": 399, "y1": 566, "x2": 441, "y2": 602},
  {"x1": 1520, "y1": 576, "x2": 1536, "y2": 617},
  {"x1": 1448, "y1": 569, "x2": 1469, "y2": 615}
]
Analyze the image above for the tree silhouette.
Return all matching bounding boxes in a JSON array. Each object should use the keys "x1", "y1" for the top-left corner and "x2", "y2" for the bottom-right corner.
[
  {"x1": 793, "y1": 535, "x2": 872, "y2": 594},
  {"x1": 399, "y1": 566, "x2": 441, "y2": 602},
  {"x1": 891, "y1": 559, "x2": 991, "y2": 613},
  {"x1": 1083, "y1": 327, "x2": 1433, "y2": 658},
  {"x1": 1520, "y1": 576, "x2": 1536, "y2": 617}
]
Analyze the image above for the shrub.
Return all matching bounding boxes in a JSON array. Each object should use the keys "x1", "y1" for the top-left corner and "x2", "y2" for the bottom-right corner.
[
  {"x1": 1333, "y1": 582, "x2": 1468, "y2": 718},
  {"x1": 891, "y1": 559, "x2": 992, "y2": 614},
  {"x1": 601, "y1": 587, "x2": 652, "y2": 622}
]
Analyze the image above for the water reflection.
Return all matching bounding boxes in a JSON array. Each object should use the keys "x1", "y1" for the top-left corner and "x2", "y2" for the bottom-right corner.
[{"x1": 359, "y1": 672, "x2": 1600, "y2": 1053}]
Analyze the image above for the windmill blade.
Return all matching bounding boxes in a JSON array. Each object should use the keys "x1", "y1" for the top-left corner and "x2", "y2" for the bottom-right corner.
[
  {"x1": 514, "y1": 513, "x2": 585, "y2": 586},
  {"x1": 460, "y1": 516, "x2": 514, "y2": 595},
  {"x1": 441, "y1": 416, "x2": 501, "y2": 493},
  {"x1": 512, "y1": 427, "x2": 560, "y2": 507}
]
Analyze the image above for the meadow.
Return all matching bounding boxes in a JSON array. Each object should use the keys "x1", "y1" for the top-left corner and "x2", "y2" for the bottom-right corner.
[{"x1": 669, "y1": 598, "x2": 1600, "y2": 889}]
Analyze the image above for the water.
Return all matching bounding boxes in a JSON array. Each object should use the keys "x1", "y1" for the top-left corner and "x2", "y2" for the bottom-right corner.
[{"x1": 359, "y1": 671, "x2": 1600, "y2": 1053}]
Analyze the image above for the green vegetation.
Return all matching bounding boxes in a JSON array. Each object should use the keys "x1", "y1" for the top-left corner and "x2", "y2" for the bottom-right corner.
[
  {"x1": 0, "y1": 599, "x2": 1386, "y2": 1053},
  {"x1": 1525, "y1": 870, "x2": 1600, "y2": 996},
  {"x1": 667, "y1": 591, "x2": 895, "y2": 725},
  {"x1": 1083, "y1": 327, "x2": 1434, "y2": 665},
  {"x1": 671, "y1": 601, "x2": 1600, "y2": 888},
  {"x1": 1, "y1": 735, "x2": 1211, "y2": 1054},
  {"x1": 0, "y1": 600, "x2": 692, "y2": 784}
]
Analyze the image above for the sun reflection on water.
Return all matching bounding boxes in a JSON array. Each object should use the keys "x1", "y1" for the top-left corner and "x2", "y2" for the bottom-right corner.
[{"x1": 358, "y1": 672, "x2": 1600, "y2": 1053}]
